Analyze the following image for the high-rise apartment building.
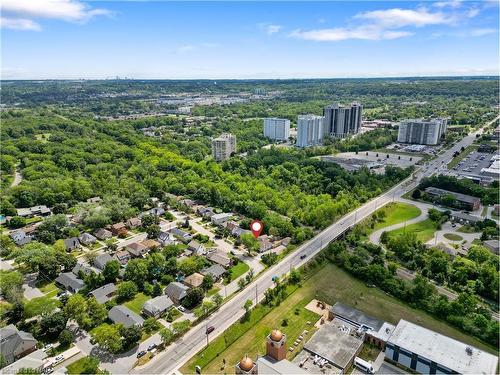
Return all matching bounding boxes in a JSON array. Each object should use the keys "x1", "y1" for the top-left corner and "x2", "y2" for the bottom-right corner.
[
  {"x1": 397, "y1": 118, "x2": 448, "y2": 145},
  {"x1": 212, "y1": 133, "x2": 237, "y2": 161},
  {"x1": 323, "y1": 102, "x2": 363, "y2": 138},
  {"x1": 263, "y1": 118, "x2": 291, "y2": 141},
  {"x1": 296, "y1": 115, "x2": 324, "y2": 147}
]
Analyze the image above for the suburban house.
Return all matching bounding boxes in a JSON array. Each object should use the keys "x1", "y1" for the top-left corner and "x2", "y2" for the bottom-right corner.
[
  {"x1": 94, "y1": 228, "x2": 112, "y2": 240},
  {"x1": 232, "y1": 227, "x2": 251, "y2": 238},
  {"x1": 141, "y1": 239, "x2": 160, "y2": 250},
  {"x1": 55, "y1": 272, "x2": 85, "y2": 293},
  {"x1": 126, "y1": 242, "x2": 149, "y2": 258},
  {"x1": 165, "y1": 282, "x2": 189, "y2": 305},
  {"x1": 170, "y1": 228, "x2": 193, "y2": 243},
  {"x1": 10, "y1": 231, "x2": 32, "y2": 247},
  {"x1": 78, "y1": 233, "x2": 97, "y2": 246},
  {"x1": 450, "y1": 212, "x2": 483, "y2": 225},
  {"x1": 211, "y1": 213, "x2": 233, "y2": 226},
  {"x1": 64, "y1": 237, "x2": 81, "y2": 251},
  {"x1": 110, "y1": 222, "x2": 127, "y2": 236},
  {"x1": 0, "y1": 325, "x2": 38, "y2": 365},
  {"x1": 90, "y1": 283, "x2": 117, "y2": 304},
  {"x1": 16, "y1": 205, "x2": 51, "y2": 218},
  {"x1": 187, "y1": 240, "x2": 205, "y2": 255},
  {"x1": 179, "y1": 199, "x2": 197, "y2": 209},
  {"x1": 183, "y1": 272, "x2": 204, "y2": 288},
  {"x1": 115, "y1": 250, "x2": 131, "y2": 265},
  {"x1": 201, "y1": 264, "x2": 227, "y2": 281},
  {"x1": 424, "y1": 187, "x2": 481, "y2": 211},
  {"x1": 93, "y1": 253, "x2": 114, "y2": 270},
  {"x1": 258, "y1": 235, "x2": 273, "y2": 252},
  {"x1": 158, "y1": 231, "x2": 175, "y2": 246},
  {"x1": 108, "y1": 305, "x2": 144, "y2": 328},
  {"x1": 140, "y1": 207, "x2": 165, "y2": 218},
  {"x1": 206, "y1": 251, "x2": 232, "y2": 268},
  {"x1": 2, "y1": 349, "x2": 47, "y2": 375},
  {"x1": 223, "y1": 220, "x2": 240, "y2": 232},
  {"x1": 72, "y1": 263, "x2": 94, "y2": 277},
  {"x1": 126, "y1": 217, "x2": 142, "y2": 229},
  {"x1": 197, "y1": 206, "x2": 215, "y2": 218},
  {"x1": 142, "y1": 295, "x2": 174, "y2": 317}
]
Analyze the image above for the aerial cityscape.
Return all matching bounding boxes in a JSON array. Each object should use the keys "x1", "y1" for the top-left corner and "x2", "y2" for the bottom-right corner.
[{"x1": 0, "y1": 1, "x2": 499, "y2": 375}]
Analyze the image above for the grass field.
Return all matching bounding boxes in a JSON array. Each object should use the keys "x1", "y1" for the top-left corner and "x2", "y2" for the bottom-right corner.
[
  {"x1": 387, "y1": 218, "x2": 437, "y2": 242},
  {"x1": 228, "y1": 261, "x2": 250, "y2": 282},
  {"x1": 443, "y1": 233, "x2": 463, "y2": 241},
  {"x1": 181, "y1": 263, "x2": 495, "y2": 374},
  {"x1": 24, "y1": 296, "x2": 60, "y2": 318},
  {"x1": 369, "y1": 202, "x2": 422, "y2": 234},
  {"x1": 124, "y1": 293, "x2": 149, "y2": 314},
  {"x1": 67, "y1": 356, "x2": 103, "y2": 374}
]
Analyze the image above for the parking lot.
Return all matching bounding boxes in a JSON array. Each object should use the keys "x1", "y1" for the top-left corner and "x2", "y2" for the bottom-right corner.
[{"x1": 450, "y1": 150, "x2": 495, "y2": 176}]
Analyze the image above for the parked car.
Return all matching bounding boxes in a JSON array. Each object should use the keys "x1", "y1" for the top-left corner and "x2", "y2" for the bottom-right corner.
[
  {"x1": 147, "y1": 344, "x2": 157, "y2": 351},
  {"x1": 178, "y1": 306, "x2": 185, "y2": 312},
  {"x1": 53, "y1": 355, "x2": 64, "y2": 365},
  {"x1": 206, "y1": 326, "x2": 215, "y2": 334},
  {"x1": 137, "y1": 351, "x2": 147, "y2": 358}
]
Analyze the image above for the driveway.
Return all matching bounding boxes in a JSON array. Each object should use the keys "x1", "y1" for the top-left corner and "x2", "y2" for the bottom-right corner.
[
  {"x1": 426, "y1": 222, "x2": 481, "y2": 249},
  {"x1": 23, "y1": 273, "x2": 44, "y2": 300}
]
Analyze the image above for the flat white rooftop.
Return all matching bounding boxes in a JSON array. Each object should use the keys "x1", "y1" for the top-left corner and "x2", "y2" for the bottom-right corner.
[{"x1": 388, "y1": 320, "x2": 498, "y2": 375}]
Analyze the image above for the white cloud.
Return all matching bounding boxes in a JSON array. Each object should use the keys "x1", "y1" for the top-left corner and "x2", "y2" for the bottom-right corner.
[
  {"x1": 176, "y1": 45, "x2": 196, "y2": 53},
  {"x1": 290, "y1": 26, "x2": 412, "y2": 41},
  {"x1": 0, "y1": 0, "x2": 110, "y2": 30},
  {"x1": 433, "y1": 0, "x2": 462, "y2": 9},
  {"x1": 0, "y1": 17, "x2": 41, "y2": 31},
  {"x1": 354, "y1": 8, "x2": 451, "y2": 28},
  {"x1": 467, "y1": 28, "x2": 497, "y2": 36},
  {"x1": 258, "y1": 23, "x2": 282, "y2": 35}
]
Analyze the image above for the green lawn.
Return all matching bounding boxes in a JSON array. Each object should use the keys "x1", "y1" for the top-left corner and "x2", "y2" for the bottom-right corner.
[
  {"x1": 443, "y1": 233, "x2": 463, "y2": 241},
  {"x1": 457, "y1": 225, "x2": 480, "y2": 234},
  {"x1": 67, "y1": 356, "x2": 103, "y2": 374},
  {"x1": 228, "y1": 261, "x2": 250, "y2": 282},
  {"x1": 182, "y1": 262, "x2": 496, "y2": 374},
  {"x1": 387, "y1": 219, "x2": 438, "y2": 243},
  {"x1": 207, "y1": 287, "x2": 221, "y2": 297},
  {"x1": 124, "y1": 293, "x2": 150, "y2": 315},
  {"x1": 38, "y1": 281, "x2": 59, "y2": 295},
  {"x1": 24, "y1": 296, "x2": 60, "y2": 318},
  {"x1": 369, "y1": 202, "x2": 422, "y2": 234}
]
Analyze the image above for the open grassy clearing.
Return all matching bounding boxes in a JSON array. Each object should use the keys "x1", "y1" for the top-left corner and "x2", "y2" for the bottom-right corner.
[
  {"x1": 443, "y1": 233, "x2": 463, "y2": 241},
  {"x1": 124, "y1": 292, "x2": 149, "y2": 314},
  {"x1": 369, "y1": 202, "x2": 422, "y2": 234},
  {"x1": 228, "y1": 261, "x2": 250, "y2": 281},
  {"x1": 387, "y1": 218, "x2": 438, "y2": 242},
  {"x1": 181, "y1": 263, "x2": 495, "y2": 374}
]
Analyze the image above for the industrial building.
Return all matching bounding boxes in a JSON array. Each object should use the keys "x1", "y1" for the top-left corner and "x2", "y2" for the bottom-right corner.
[
  {"x1": 385, "y1": 319, "x2": 498, "y2": 375},
  {"x1": 211, "y1": 133, "x2": 237, "y2": 161},
  {"x1": 296, "y1": 115, "x2": 324, "y2": 147},
  {"x1": 263, "y1": 118, "x2": 290, "y2": 141},
  {"x1": 397, "y1": 118, "x2": 448, "y2": 145},
  {"x1": 323, "y1": 102, "x2": 363, "y2": 138}
]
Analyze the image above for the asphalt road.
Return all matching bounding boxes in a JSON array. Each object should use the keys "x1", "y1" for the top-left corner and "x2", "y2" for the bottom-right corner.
[{"x1": 135, "y1": 117, "x2": 498, "y2": 375}]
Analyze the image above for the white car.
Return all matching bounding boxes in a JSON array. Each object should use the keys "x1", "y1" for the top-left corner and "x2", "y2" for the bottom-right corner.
[
  {"x1": 178, "y1": 306, "x2": 185, "y2": 312},
  {"x1": 53, "y1": 355, "x2": 64, "y2": 365}
]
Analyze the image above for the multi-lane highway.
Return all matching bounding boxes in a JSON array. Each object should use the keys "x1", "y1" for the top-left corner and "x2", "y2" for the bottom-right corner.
[{"x1": 136, "y1": 117, "x2": 497, "y2": 375}]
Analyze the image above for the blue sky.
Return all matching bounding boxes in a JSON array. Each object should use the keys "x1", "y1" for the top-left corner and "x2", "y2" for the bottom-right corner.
[{"x1": 1, "y1": 0, "x2": 498, "y2": 79}]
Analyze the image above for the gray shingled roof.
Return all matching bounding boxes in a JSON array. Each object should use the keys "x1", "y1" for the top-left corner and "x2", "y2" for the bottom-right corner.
[
  {"x1": 0, "y1": 324, "x2": 37, "y2": 364},
  {"x1": 201, "y1": 264, "x2": 227, "y2": 279},
  {"x1": 55, "y1": 272, "x2": 84, "y2": 292},
  {"x1": 90, "y1": 283, "x2": 117, "y2": 304},
  {"x1": 142, "y1": 295, "x2": 174, "y2": 316},
  {"x1": 108, "y1": 305, "x2": 144, "y2": 327},
  {"x1": 165, "y1": 282, "x2": 189, "y2": 301},
  {"x1": 93, "y1": 253, "x2": 114, "y2": 270}
]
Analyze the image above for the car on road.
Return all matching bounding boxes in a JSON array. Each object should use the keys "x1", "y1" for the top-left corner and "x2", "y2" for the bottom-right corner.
[
  {"x1": 178, "y1": 306, "x2": 185, "y2": 312},
  {"x1": 53, "y1": 355, "x2": 64, "y2": 365},
  {"x1": 137, "y1": 350, "x2": 147, "y2": 358},
  {"x1": 300, "y1": 254, "x2": 307, "y2": 260},
  {"x1": 206, "y1": 326, "x2": 215, "y2": 334},
  {"x1": 147, "y1": 343, "x2": 157, "y2": 351}
]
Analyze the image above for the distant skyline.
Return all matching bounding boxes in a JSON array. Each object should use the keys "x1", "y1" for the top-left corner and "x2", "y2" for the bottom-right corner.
[{"x1": 1, "y1": 0, "x2": 499, "y2": 79}]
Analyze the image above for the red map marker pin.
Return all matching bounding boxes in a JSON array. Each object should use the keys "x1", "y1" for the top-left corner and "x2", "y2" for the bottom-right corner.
[{"x1": 250, "y1": 220, "x2": 263, "y2": 238}]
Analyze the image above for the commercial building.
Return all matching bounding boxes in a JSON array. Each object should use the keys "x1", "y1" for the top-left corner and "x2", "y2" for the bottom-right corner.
[
  {"x1": 212, "y1": 133, "x2": 237, "y2": 161},
  {"x1": 385, "y1": 319, "x2": 498, "y2": 375},
  {"x1": 323, "y1": 102, "x2": 363, "y2": 138},
  {"x1": 263, "y1": 118, "x2": 290, "y2": 141},
  {"x1": 424, "y1": 187, "x2": 481, "y2": 211},
  {"x1": 397, "y1": 118, "x2": 448, "y2": 145},
  {"x1": 296, "y1": 115, "x2": 324, "y2": 147}
]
